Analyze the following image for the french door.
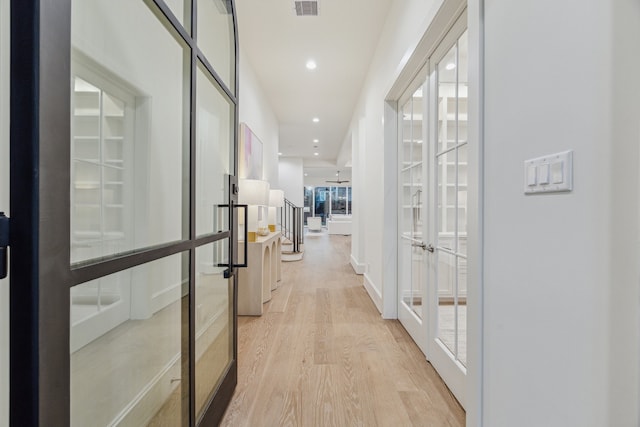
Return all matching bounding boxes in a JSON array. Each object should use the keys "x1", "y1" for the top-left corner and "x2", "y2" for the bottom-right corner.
[
  {"x1": 427, "y1": 19, "x2": 469, "y2": 406},
  {"x1": 10, "y1": 0, "x2": 240, "y2": 425},
  {"x1": 398, "y1": 74, "x2": 430, "y2": 354},
  {"x1": 397, "y1": 11, "x2": 469, "y2": 407}
]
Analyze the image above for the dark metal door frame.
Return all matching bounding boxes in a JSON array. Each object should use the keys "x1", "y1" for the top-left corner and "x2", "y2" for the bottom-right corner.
[{"x1": 9, "y1": 0, "x2": 240, "y2": 425}]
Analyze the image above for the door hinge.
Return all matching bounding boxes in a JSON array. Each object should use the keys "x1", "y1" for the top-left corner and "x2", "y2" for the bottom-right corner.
[{"x1": 0, "y1": 212, "x2": 9, "y2": 279}]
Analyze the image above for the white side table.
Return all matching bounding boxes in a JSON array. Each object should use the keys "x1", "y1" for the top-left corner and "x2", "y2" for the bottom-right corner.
[{"x1": 237, "y1": 231, "x2": 281, "y2": 315}]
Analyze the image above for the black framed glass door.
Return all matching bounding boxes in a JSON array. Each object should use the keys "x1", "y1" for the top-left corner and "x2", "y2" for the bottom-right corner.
[{"x1": 10, "y1": 0, "x2": 239, "y2": 425}]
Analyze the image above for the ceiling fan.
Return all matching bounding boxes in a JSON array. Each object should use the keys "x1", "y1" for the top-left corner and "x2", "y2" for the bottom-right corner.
[{"x1": 326, "y1": 171, "x2": 350, "y2": 184}]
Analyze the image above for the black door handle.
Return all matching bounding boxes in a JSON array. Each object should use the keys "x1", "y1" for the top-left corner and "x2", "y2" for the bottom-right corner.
[{"x1": 0, "y1": 212, "x2": 9, "y2": 279}]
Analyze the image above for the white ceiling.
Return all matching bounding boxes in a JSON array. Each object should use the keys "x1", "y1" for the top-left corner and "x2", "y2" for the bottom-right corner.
[{"x1": 235, "y1": 0, "x2": 392, "y2": 184}]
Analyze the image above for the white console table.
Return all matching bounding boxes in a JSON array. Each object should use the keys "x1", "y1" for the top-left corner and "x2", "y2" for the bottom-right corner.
[{"x1": 237, "y1": 231, "x2": 282, "y2": 316}]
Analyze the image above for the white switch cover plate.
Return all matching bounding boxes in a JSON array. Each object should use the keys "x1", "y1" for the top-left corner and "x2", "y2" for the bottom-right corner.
[{"x1": 524, "y1": 150, "x2": 573, "y2": 194}]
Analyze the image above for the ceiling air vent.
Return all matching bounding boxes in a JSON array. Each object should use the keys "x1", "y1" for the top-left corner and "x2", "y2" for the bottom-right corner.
[{"x1": 294, "y1": 1, "x2": 319, "y2": 16}]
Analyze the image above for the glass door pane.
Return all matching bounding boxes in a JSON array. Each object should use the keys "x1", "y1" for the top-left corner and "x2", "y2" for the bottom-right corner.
[
  {"x1": 435, "y1": 30, "x2": 468, "y2": 368},
  {"x1": 197, "y1": 0, "x2": 236, "y2": 93},
  {"x1": 303, "y1": 187, "x2": 313, "y2": 224},
  {"x1": 398, "y1": 80, "x2": 428, "y2": 345},
  {"x1": 399, "y1": 164, "x2": 413, "y2": 310},
  {"x1": 195, "y1": 240, "x2": 233, "y2": 419},
  {"x1": 71, "y1": 0, "x2": 189, "y2": 264},
  {"x1": 399, "y1": 98, "x2": 414, "y2": 312},
  {"x1": 164, "y1": 0, "x2": 191, "y2": 30},
  {"x1": 330, "y1": 187, "x2": 347, "y2": 215},
  {"x1": 70, "y1": 253, "x2": 189, "y2": 426},
  {"x1": 314, "y1": 187, "x2": 329, "y2": 225},
  {"x1": 196, "y1": 63, "x2": 234, "y2": 237}
]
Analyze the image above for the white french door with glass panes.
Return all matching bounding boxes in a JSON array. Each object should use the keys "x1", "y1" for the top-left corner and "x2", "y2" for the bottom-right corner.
[
  {"x1": 397, "y1": 73, "x2": 430, "y2": 354},
  {"x1": 427, "y1": 18, "x2": 469, "y2": 406},
  {"x1": 397, "y1": 11, "x2": 469, "y2": 407}
]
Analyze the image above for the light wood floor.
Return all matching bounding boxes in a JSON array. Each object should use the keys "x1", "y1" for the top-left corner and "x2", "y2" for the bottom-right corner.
[{"x1": 221, "y1": 231, "x2": 465, "y2": 426}]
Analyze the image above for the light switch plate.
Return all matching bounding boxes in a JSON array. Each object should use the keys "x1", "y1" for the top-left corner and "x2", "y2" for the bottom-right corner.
[
  {"x1": 538, "y1": 163, "x2": 550, "y2": 185},
  {"x1": 524, "y1": 150, "x2": 573, "y2": 194},
  {"x1": 551, "y1": 161, "x2": 563, "y2": 184}
]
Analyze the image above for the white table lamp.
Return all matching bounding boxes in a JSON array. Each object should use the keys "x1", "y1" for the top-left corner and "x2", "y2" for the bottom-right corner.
[
  {"x1": 268, "y1": 189, "x2": 285, "y2": 232},
  {"x1": 239, "y1": 179, "x2": 270, "y2": 241}
]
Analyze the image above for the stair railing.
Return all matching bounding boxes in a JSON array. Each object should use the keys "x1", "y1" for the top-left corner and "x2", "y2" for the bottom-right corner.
[{"x1": 281, "y1": 198, "x2": 304, "y2": 253}]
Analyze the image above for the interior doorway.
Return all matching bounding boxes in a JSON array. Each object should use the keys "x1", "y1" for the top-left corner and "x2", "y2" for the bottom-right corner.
[
  {"x1": 396, "y1": 8, "x2": 470, "y2": 407},
  {"x1": 426, "y1": 21, "x2": 469, "y2": 404}
]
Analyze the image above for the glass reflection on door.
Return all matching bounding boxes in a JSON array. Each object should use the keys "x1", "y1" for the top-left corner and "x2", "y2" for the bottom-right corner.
[
  {"x1": 195, "y1": 239, "x2": 233, "y2": 419},
  {"x1": 70, "y1": 0, "x2": 189, "y2": 266},
  {"x1": 435, "y1": 30, "x2": 468, "y2": 367},
  {"x1": 195, "y1": 62, "x2": 233, "y2": 237},
  {"x1": 314, "y1": 187, "x2": 329, "y2": 225},
  {"x1": 330, "y1": 187, "x2": 347, "y2": 215},
  {"x1": 70, "y1": 253, "x2": 189, "y2": 426},
  {"x1": 69, "y1": 0, "x2": 238, "y2": 424},
  {"x1": 399, "y1": 85, "x2": 426, "y2": 319}
]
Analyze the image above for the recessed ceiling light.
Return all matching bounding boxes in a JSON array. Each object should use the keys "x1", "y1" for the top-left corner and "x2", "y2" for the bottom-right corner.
[
  {"x1": 313, "y1": 139, "x2": 319, "y2": 143},
  {"x1": 278, "y1": 152, "x2": 283, "y2": 155},
  {"x1": 306, "y1": 60, "x2": 317, "y2": 70},
  {"x1": 445, "y1": 62, "x2": 456, "y2": 71},
  {"x1": 304, "y1": 173, "x2": 308, "y2": 176},
  {"x1": 312, "y1": 117, "x2": 319, "y2": 123},
  {"x1": 314, "y1": 152, "x2": 319, "y2": 156}
]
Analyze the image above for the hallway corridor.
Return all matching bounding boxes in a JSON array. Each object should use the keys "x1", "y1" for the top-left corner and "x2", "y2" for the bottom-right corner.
[{"x1": 221, "y1": 232, "x2": 465, "y2": 426}]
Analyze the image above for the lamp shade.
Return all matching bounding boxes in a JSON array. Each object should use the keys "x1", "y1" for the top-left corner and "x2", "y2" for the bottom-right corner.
[
  {"x1": 268, "y1": 189, "x2": 285, "y2": 207},
  {"x1": 239, "y1": 179, "x2": 270, "y2": 206}
]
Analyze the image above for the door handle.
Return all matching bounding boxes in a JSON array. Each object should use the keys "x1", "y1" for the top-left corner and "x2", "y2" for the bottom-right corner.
[
  {"x1": 215, "y1": 203, "x2": 248, "y2": 276},
  {"x1": 410, "y1": 242, "x2": 435, "y2": 253},
  {"x1": 0, "y1": 212, "x2": 9, "y2": 279},
  {"x1": 234, "y1": 203, "x2": 248, "y2": 268}
]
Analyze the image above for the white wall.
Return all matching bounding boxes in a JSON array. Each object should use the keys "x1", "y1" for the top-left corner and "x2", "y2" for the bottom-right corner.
[
  {"x1": 482, "y1": 1, "x2": 639, "y2": 426},
  {"x1": 348, "y1": 0, "x2": 640, "y2": 425},
  {"x1": 347, "y1": 0, "x2": 444, "y2": 312},
  {"x1": 609, "y1": 6, "x2": 640, "y2": 422},
  {"x1": 238, "y1": 49, "x2": 279, "y2": 187},
  {"x1": 350, "y1": 120, "x2": 366, "y2": 274},
  {"x1": 0, "y1": 0, "x2": 9, "y2": 424},
  {"x1": 278, "y1": 158, "x2": 304, "y2": 207}
]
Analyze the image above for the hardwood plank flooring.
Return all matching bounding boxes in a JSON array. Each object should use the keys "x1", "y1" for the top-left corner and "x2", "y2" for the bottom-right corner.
[{"x1": 221, "y1": 232, "x2": 465, "y2": 427}]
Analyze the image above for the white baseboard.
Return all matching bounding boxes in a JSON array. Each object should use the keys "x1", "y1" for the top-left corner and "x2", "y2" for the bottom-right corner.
[
  {"x1": 363, "y1": 273, "x2": 382, "y2": 314},
  {"x1": 350, "y1": 254, "x2": 366, "y2": 274},
  {"x1": 108, "y1": 353, "x2": 181, "y2": 426}
]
